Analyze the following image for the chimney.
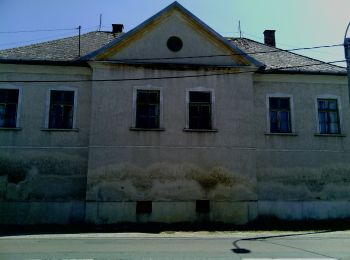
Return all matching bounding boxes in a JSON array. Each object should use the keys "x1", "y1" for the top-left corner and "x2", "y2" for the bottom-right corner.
[
  {"x1": 264, "y1": 30, "x2": 276, "y2": 47},
  {"x1": 112, "y1": 24, "x2": 124, "y2": 33}
]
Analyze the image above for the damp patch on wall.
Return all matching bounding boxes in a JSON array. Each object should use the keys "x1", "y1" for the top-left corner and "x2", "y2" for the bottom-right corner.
[
  {"x1": 86, "y1": 162, "x2": 256, "y2": 201},
  {"x1": 0, "y1": 152, "x2": 87, "y2": 201},
  {"x1": 258, "y1": 166, "x2": 350, "y2": 200}
]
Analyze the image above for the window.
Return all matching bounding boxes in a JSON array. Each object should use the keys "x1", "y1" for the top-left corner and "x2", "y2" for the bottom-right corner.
[
  {"x1": 135, "y1": 90, "x2": 160, "y2": 129},
  {"x1": 317, "y1": 98, "x2": 340, "y2": 134},
  {"x1": 136, "y1": 201, "x2": 152, "y2": 214},
  {"x1": 48, "y1": 90, "x2": 75, "y2": 129},
  {"x1": 196, "y1": 200, "x2": 210, "y2": 214},
  {"x1": 188, "y1": 91, "x2": 212, "y2": 130},
  {"x1": 269, "y1": 97, "x2": 292, "y2": 133},
  {"x1": 0, "y1": 89, "x2": 19, "y2": 128}
]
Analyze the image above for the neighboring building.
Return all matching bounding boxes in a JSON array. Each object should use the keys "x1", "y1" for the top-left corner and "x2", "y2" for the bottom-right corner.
[{"x1": 0, "y1": 2, "x2": 349, "y2": 225}]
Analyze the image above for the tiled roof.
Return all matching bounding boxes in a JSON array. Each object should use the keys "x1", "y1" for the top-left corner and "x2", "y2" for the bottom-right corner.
[
  {"x1": 230, "y1": 37, "x2": 346, "y2": 74},
  {"x1": 0, "y1": 31, "x2": 118, "y2": 61},
  {"x1": 0, "y1": 31, "x2": 346, "y2": 75}
]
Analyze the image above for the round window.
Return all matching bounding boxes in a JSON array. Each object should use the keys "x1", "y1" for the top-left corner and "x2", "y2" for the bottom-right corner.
[{"x1": 167, "y1": 36, "x2": 183, "y2": 52}]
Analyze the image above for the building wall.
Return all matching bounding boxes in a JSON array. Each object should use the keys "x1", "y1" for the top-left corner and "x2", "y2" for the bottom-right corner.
[
  {"x1": 0, "y1": 64, "x2": 91, "y2": 224},
  {"x1": 1, "y1": 63, "x2": 349, "y2": 224},
  {"x1": 86, "y1": 63, "x2": 257, "y2": 224},
  {"x1": 253, "y1": 74, "x2": 350, "y2": 220}
]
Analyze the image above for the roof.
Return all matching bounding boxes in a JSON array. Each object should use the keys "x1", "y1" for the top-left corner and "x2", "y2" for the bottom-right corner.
[
  {"x1": 80, "y1": 1, "x2": 262, "y2": 68},
  {"x1": 0, "y1": 31, "x2": 346, "y2": 75},
  {"x1": 0, "y1": 31, "x2": 118, "y2": 61},
  {"x1": 230, "y1": 38, "x2": 346, "y2": 75}
]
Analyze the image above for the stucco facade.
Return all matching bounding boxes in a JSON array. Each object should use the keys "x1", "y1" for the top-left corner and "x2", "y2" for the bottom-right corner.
[{"x1": 0, "y1": 2, "x2": 349, "y2": 225}]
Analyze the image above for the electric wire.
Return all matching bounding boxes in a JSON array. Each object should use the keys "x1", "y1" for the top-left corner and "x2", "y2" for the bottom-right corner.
[
  {"x1": 0, "y1": 60, "x2": 345, "y2": 83},
  {"x1": 89, "y1": 43, "x2": 344, "y2": 62}
]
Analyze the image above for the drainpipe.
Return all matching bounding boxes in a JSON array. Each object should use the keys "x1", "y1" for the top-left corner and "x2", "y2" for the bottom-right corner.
[{"x1": 344, "y1": 22, "x2": 350, "y2": 103}]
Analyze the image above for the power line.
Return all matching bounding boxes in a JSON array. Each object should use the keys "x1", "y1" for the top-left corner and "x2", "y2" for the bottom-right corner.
[
  {"x1": 0, "y1": 60, "x2": 345, "y2": 83},
  {"x1": 0, "y1": 26, "x2": 99, "y2": 47},
  {"x1": 82, "y1": 43, "x2": 343, "y2": 62},
  {"x1": 0, "y1": 28, "x2": 78, "y2": 34}
]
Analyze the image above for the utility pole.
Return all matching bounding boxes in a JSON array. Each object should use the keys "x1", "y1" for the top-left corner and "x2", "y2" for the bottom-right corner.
[{"x1": 345, "y1": 22, "x2": 350, "y2": 103}]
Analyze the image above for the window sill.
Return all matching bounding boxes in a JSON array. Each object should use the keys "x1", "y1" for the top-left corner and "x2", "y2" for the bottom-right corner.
[
  {"x1": 41, "y1": 128, "x2": 79, "y2": 132},
  {"x1": 314, "y1": 133, "x2": 346, "y2": 137},
  {"x1": 129, "y1": 127, "x2": 165, "y2": 131},
  {"x1": 183, "y1": 128, "x2": 218, "y2": 133},
  {"x1": 0, "y1": 127, "x2": 22, "y2": 131},
  {"x1": 264, "y1": 132, "x2": 298, "y2": 136}
]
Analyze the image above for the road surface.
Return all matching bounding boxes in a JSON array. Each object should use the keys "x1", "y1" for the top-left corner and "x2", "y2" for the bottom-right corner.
[{"x1": 0, "y1": 230, "x2": 349, "y2": 259}]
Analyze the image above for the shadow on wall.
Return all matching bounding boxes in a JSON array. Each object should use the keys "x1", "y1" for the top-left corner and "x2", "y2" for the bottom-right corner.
[
  {"x1": 87, "y1": 162, "x2": 256, "y2": 201},
  {"x1": 258, "y1": 166, "x2": 350, "y2": 200},
  {"x1": 0, "y1": 153, "x2": 87, "y2": 201}
]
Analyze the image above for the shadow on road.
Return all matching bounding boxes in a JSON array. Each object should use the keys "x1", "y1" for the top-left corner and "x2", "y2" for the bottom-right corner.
[{"x1": 231, "y1": 230, "x2": 334, "y2": 255}]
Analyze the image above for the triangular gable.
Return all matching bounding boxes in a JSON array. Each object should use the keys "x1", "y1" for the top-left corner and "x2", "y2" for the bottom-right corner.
[{"x1": 80, "y1": 2, "x2": 263, "y2": 68}]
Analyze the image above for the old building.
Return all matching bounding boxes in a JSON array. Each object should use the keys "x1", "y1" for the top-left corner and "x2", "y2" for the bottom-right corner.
[{"x1": 0, "y1": 2, "x2": 349, "y2": 225}]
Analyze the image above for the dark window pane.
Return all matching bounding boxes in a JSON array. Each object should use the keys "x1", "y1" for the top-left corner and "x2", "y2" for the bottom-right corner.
[
  {"x1": 136, "y1": 90, "x2": 160, "y2": 129},
  {"x1": 317, "y1": 99, "x2": 340, "y2": 134},
  {"x1": 0, "y1": 104, "x2": 5, "y2": 127},
  {"x1": 269, "y1": 97, "x2": 291, "y2": 133},
  {"x1": 189, "y1": 91, "x2": 211, "y2": 103},
  {"x1": 269, "y1": 97, "x2": 290, "y2": 110},
  {"x1": 49, "y1": 91, "x2": 74, "y2": 129},
  {"x1": 0, "y1": 89, "x2": 19, "y2": 128},
  {"x1": 188, "y1": 91, "x2": 212, "y2": 130}
]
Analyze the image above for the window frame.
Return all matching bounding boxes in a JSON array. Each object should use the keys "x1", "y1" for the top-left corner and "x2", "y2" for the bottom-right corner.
[
  {"x1": 131, "y1": 85, "x2": 164, "y2": 130},
  {"x1": 266, "y1": 93, "x2": 295, "y2": 134},
  {"x1": 0, "y1": 86, "x2": 22, "y2": 129},
  {"x1": 44, "y1": 87, "x2": 78, "y2": 130},
  {"x1": 315, "y1": 94, "x2": 343, "y2": 135},
  {"x1": 185, "y1": 87, "x2": 216, "y2": 131}
]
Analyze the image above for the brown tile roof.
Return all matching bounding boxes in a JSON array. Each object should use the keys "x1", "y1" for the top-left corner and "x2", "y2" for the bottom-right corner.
[{"x1": 0, "y1": 31, "x2": 346, "y2": 75}]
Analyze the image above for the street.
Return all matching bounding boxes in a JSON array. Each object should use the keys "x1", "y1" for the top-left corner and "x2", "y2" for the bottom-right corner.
[{"x1": 0, "y1": 230, "x2": 349, "y2": 259}]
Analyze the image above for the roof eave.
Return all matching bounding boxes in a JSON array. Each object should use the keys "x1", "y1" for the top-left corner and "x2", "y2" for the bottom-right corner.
[
  {"x1": 0, "y1": 58, "x2": 89, "y2": 66},
  {"x1": 259, "y1": 69, "x2": 347, "y2": 76}
]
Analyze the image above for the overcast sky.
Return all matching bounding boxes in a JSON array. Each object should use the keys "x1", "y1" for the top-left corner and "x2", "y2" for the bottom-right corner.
[{"x1": 1, "y1": 0, "x2": 349, "y2": 66}]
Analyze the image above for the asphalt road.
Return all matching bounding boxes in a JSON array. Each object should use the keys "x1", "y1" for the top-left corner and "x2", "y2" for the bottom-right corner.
[{"x1": 0, "y1": 230, "x2": 349, "y2": 259}]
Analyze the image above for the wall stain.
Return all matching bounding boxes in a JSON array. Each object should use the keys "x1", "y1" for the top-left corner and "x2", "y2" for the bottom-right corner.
[
  {"x1": 258, "y1": 166, "x2": 350, "y2": 200},
  {"x1": 0, "y1": 153, "x2": 87, "y2": 201},
  {"x1": 87, "y1": 163, "x2": 255, "y2": 201}
]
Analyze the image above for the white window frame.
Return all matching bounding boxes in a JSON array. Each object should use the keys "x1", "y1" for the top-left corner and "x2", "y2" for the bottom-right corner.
[
  {"x1": 131, "y1": 85, "x2": 164, "y2": 129},
  {"x1": 266, "y1": 93, "x2": 295, "y2": 133},
  {"x1": 185, "y1": 87, "x2": 216, "y2": 130},
  {"x1": 44, "y1": 86, "x2": 78, "y2": 129},
  {"x1": 314, "y1": 94, "x2": 343, "y2": 134},
  {"x1": 0, "y1": 86, "x2": 22, "y2": 128}
]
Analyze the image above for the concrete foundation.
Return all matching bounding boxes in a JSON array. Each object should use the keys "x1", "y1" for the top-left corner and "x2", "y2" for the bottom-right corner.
[
  {"x1": 0, "y1": 201, "x2": 85, "y2": 225},
  {"x1": 85, "y1": 201, "x2": 257, "y2": 225}
]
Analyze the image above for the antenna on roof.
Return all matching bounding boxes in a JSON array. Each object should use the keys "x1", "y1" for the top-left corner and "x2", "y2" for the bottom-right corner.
[
  {"x1": 78, "y1": 25, "x2": 81, "y2": 57},
  {"x1": 99, "y1": 14, "x2": 102, "y2": 32},
  {"x1": 238, "y1": 20, "x2": 242, "y2": 38}
]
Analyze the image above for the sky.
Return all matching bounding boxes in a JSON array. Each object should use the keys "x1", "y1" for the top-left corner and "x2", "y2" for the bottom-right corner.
[{"x1": 1, "y1": 0, "x2": 350, "y2": 67}]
